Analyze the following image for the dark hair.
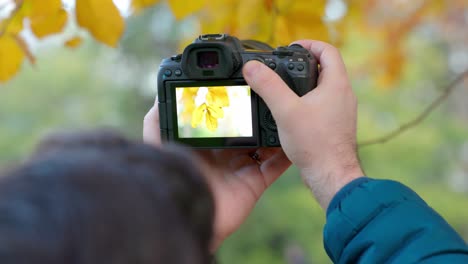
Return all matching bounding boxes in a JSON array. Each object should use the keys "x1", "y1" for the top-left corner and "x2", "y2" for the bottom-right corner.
[{"x1": 0, "y1": 130, "x2": 214, "y2": 264}]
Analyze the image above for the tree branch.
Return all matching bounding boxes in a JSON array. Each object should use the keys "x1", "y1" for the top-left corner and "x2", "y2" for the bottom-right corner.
[{"x1": 358, "y1": 69, "x2": 468, "y2": 148}]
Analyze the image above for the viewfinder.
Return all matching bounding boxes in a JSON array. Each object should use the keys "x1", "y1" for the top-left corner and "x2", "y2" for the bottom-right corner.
[{"x1": 197, "y1": 51, "x2": 219, "y2": 69}]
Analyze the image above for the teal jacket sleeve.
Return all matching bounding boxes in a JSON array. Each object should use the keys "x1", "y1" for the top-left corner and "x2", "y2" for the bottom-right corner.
[{"x1": 324, "y1": 178, "x2": 468, "y2": 263}]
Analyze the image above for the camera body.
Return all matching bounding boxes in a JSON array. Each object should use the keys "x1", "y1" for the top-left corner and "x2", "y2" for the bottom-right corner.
[{"x1": 158, "y1": 34, "x2": 318, "y2": 148}]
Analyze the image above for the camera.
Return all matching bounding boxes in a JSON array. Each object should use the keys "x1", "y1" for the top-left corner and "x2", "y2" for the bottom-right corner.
[{"x1": 157, "y1": 34, "x2": 318, "y2": 148}]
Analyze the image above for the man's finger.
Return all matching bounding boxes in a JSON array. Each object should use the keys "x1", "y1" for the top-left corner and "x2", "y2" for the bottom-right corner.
[
  {"x1": 243, "y1": 60, "x2": 299, "y2": 122},
  {"x1": 260, "y1": 149, "x2": 291, "y2": 186},
  {"x1": 143, "y1": 106, "x2": 162, "y2": 146}
]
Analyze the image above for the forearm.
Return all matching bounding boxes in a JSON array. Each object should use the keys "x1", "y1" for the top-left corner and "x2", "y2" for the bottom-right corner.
[{"x1": 324, "y1": 178, "x2": 468, "y2": 263}]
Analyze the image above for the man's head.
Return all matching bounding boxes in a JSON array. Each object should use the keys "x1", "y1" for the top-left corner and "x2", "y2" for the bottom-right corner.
[{"x1": 0, "y1": 130, "x2": 214, "y2": 264}]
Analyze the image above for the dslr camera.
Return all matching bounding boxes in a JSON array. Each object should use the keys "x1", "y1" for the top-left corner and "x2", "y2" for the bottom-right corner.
[{"x1": 158, "y1": 34, "x2": 318, "y2": 148}]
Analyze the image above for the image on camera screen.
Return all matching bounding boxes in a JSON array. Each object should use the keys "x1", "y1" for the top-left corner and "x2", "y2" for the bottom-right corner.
[{"x1": 176, "y1": 85, "x2": 253, "y2": 138}]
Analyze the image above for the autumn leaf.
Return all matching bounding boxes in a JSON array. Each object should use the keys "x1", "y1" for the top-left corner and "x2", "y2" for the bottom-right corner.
[
  {"x1": 30, "y1": 9, "x2": 68, "y2": 39},
  {"x1": 275, "y1": 0, "x2": 329, "y2": 44},
  {"x1": 235, "y1": 0, "x2": 272, "y2": 42},
  {"x1": 191, "y1": 103, "x2": 206, "y2": 128},
  {"x1": 264, "y1": 0, "x2": 274, "y2": 12},
  {"x1": 278, "y1": 0, "x2": 326, "y2": 17},
  {"x1": 76, "y1": 0, "x2": 125, "y2": 47},
  {"x1": 132, "y1": 0, "x2": 160, "y2": 12},
  {"x1": 190, "y1": 86, "x2": 229, "y2": 131},
  {"x1": 207, "y1": 105, "x2": 224, "y2": 119},
  {"x1": 30, "y1": 0, "x2": 63, "y2": 17},
  {"x1": 206, "y1": 86, "x2": 229, "y2": 107},
  {"x1": 181, "y1": 88, "x2": 199, "y2": 122},
  {"x1": 3, "y1": 11, "x2": 24, "y2": 35},
  {"x1": 188, "y1": 86, "x2": 230, "y2": 131},
  {"x1": 0, "y1": 0, "x2": 32, "y2": 35},
  {"x1": 375, "y1": 44, "x2": 405, "y2": 88},
  {"x1": 0, "y1": 35, "x2": 24, "y2": 82},
  {"x1": 199, "y1": 0, "x2": 237, "y2": 34},
  {"x1": 205, "y1": 110, "x2": 218, "y2": 131},
  {"x1": 168, "y1": 0, "x2": 205, "y2": 20},
  {"x1": 190, "y1": 102, "x2": 224, "y2": 131},
  {"x1": 65, "y1": 36, "x2": 84, "y2": 49}
]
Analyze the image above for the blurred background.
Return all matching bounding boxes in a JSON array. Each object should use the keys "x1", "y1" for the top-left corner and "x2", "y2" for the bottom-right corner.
[{"x1": 0, "y1": 0, "x2": 467, "y2": 263}]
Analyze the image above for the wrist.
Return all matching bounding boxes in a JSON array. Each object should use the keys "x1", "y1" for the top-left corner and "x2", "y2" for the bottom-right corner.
[{"x1": 300, "y1": 158, "x2": 364, "y2": 210}]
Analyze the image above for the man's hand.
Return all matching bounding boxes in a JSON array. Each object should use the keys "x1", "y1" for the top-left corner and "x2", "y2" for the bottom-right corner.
[
  {"x1": 143, "y1": 106, "x2": 291, "y2": 251},
  {"x1": 243, "y1": 40, "x2": 364, "y2": 210}
]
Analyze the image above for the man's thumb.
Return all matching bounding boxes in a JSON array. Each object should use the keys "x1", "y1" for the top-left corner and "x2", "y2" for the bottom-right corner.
[{"x1": 242, "y1": 60, "x2": 298, "y2": 122}]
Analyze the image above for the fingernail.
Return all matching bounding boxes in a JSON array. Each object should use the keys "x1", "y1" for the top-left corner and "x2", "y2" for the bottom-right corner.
[{"x1": 243, "y1": 60, "x2": 261, "y2": 78}]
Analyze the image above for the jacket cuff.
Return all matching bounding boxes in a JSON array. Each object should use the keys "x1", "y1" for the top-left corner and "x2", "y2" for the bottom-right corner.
[{"x1": 326, "y1": 177, "x2": 370, "y2": 217}]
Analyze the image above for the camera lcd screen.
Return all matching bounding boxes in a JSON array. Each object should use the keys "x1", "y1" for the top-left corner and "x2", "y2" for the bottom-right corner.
[{"x1": 175, "y1": 85, "x2": 253, "y2": 138}]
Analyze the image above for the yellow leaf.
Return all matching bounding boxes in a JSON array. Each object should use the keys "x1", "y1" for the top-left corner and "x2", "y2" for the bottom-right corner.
[
  {"x1": 5, "y1": 17, "x2": 24, "y2": 35},
  {"x1": 264, "y1": 0, "x2": 274, "y2": 12},
  {"x1": 2, "y1": 1, "x2": 31, "y2": 34},
  {"x1": 183, "y1": 87, "x2": 199, "y2": 97},
  {"x1": 277, "y1": 0, "x2": 326, "y2": 18},
  {"x1": 76, "y1": 0, "x2": 125, "y2": 47},
  {"x1": 0, "y1": 35, "x2": 24, "y2": 83},
  {"x1": 206, "y1": 86, "x2": 229, "y2": 107},
  {"x1": 375, "y1": 44, "x2": 404, "y2": 88},
  {"x1": 13, "y1": 35, "x2": 35, "y2": 65},
  {"x1": 205, "y1": 110, "x2": 218, "y2": 131},
  {"x1": 132, "y1": 0, "x2": 160, "y2": 12},
  {"x1": 30, "y1": 0, "x2": 63, "y2": 17},
  {"x1": 274, "y1": 0, "x2": 329, "y2": 44},
  {"x1": 274, "y1": 16, "x2": 291, "y2": 45},
  {"x1": 180, "y1": 87, "x2": 198, "y2": 122},
  {"x1": 30, "y1": 9, "x2": 68, "y2": 38},
  {"x1": 207, "y1": 105, "x2": 224, "y2": 119},
  {"x1": 65, "y1": 36, "x2": 84, "y2": 49},
  {"x1": 199, "y1": 0, "x2": 237, "y2": 36},
  {"x1": 168, "y1": 0, "x2": 205, "y2": 20},
  {"x1": 2, "y1": 0, "x2": 66, "y2": 38},
  {"x1": 191, "y1": 103, "x2": 206, "y2": 128},
  {"x1": 235, "y1": 0, "x2": 271, "y2": 42}
]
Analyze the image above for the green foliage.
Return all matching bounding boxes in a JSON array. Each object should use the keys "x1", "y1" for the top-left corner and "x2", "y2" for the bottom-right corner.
[{"x1": 0, "y1": 43, "x2": 150, "y2": 166}]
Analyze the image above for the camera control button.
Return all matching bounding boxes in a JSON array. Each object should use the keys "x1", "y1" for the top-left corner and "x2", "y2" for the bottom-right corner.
[
  {"x1": 171, "y1": 54, "x2": 182, "y2": 61},
  {"x1": 268, "y1": 62, "x2": 276, "y2": 70},
  {"x1": 273, "y1": 47, "x2": 294, "y2": 56},
  {"x1": 288, "y1": 63, "x2": 295, "y2": 70},
  {"x1": 174, "y1": 69, "x2": 182, "y2": 76},
  {"x1": 268, "y1": 135, "x2": 277, "y2": 145},
  {"x1": 164, "y1": 69, "x2": 172, "y2": 77},
  {"x1": 297, "y1": 64, "x2": 304, "y2": 71}
]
